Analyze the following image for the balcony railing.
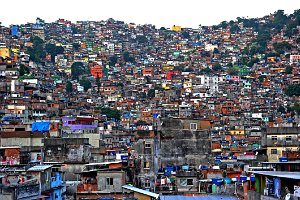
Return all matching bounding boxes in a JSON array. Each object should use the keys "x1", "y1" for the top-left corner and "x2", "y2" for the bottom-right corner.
[{"x1": 267, "y1": 140, "x2": 299, "y2": 146}]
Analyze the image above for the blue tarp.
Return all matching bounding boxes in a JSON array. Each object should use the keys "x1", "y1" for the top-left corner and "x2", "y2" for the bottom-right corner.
[
  {"x1": 153, "y1": 113, "x2": 160, "y2": 119},
  {"x1": 32, "y1": 122, "x2": 50, "y2": 133}
]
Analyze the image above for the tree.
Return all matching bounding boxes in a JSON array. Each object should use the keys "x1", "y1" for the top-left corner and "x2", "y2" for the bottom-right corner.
[
  {"x1": 285, "y1": 84, "x2": 300, "y2": 97},
  {"x1": 19, "y1": 64, "x2": 29, "y2": 76},
  {"x1": 27, "y1": 36, "x2": 45, "y2": 63},
  {"x1": 79, "y1": 78, "x2": 92, "y2": 92},
  {"x1": 72, "y1": 43, "x2": 80, "y2": 50},
  {"x1": 227, "y1": 67, "x2": 238, "y2": 76},
  {"x1": 273, "y1": 42, "x2": 292, "y2": 54},
  {"x1": 123, "y1": 51, "x2": 135, "y2": 63},
  {"x1": 45, "y1": 43, "x2": 64, "y2": 62},
  {"x1": 147, "y1": 89, "x2": 155, "y2": 98},
  {"x1": 212, "y1": 63, "x2": 222, "y2": 71},
  {"x1": 213, "y1": 48, "x2": 219, "y2": 54},
  {"x1": 286, "y1": 66, "x2": 293, "y2": 74},
  {"x1": 201, "y1": 67, "x2": 212, "y2": 74},
  {"x1": 66, "y1": 81, "x2": 73, "y2": 93},
  {"x1": 277, "y1": 105, "x2": 286, "y2": 113},
  {"x1": 109, "y1": 55, "x2": 118, "y2": 66},
  {"x1": 220, "y1": 21, "x2": 228, "y2": 29},
  {"x1": 181, "y1": 31, "x2": 190, "y2": 39},
  {"x1": 201, "y1": 51, "x2": 211, "y2": 57},
  {"x1": 96, "y1": 74, "x2": 101, "y2": 92},
  {"x1": 71, "y1": 62, "x2": 86, "y2": 79},
  {"x1": 258, "y1": 75, "x2": 266, "y2": 82},
  {"x1": 292, "y1": 102, "x2": 300, "y2": 114},
  {"x1": 135, "y1": 35, "x2": 148, "y2": 43},
  {"x1": 230, "y1": 24, "x2": 240, "y2": 33},
  {"x1": 100, "y1": 107, "x2": 121, "y2": 120},
  {"x1": 226, "y1": 62, "x2": 233, "y2": 67}
]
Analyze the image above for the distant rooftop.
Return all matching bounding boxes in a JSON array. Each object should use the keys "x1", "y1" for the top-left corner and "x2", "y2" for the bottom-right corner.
[
  {"x1": 27, "y1": 165, "x2": 53, "y2": 172},
  {"x1": 122, "y1": 185, "x2": 159, "y2": 199},
  {"x1": 253, "y1": 171, "x2": 300, "y2": 180}
]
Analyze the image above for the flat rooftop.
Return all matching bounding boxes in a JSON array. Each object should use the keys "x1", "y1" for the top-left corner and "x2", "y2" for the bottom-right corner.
[{"x1": 253, "y1": 171, "x2": 300, "y2": 180}]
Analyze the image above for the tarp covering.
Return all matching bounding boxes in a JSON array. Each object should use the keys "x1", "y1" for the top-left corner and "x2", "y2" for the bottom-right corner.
[{"x1": 32, "y1": 122, "x2": 50, "y2": 133}]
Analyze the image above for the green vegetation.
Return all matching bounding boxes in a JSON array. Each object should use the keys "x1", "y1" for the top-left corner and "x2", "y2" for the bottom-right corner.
[
  {"x1": 72, "y1": 43, "x2": 80, "y2": 50},
  {"x1": 123, "y1": 51, "x2": 135, "y2": 63},
  {"x1": 71, "y1": 62, "x2": 86, "y2": 79},
  {"x1": 27, "y1": 36, "x2": 45, "y2": 62},
  {"x1": 212, "y1": 63, "x2": 222, "y2": 71},
  {"x1": 181, "y1": 31, "x2": 190, "y2": 39},
  {"x1": 147, "y1": 89, "x2": 155, "y2": 98},
  {"x1": 135, "y1": 35, "x2": 148, "y2": 43},
  {"x1": 227, "y1": 67, "x2": 238, "y2": 76},
  {"x1": 258, "y1": 75, "x2": 266, "y2": 82},
  {"x1": 45, "y1": 43, "x2": 64, "y2": 62},
  {"x1": 100, "y1": 107, "x2": 121, "y2": 120},
  {"x1": 79, "y1": 78, "x2": 92, "y2": 92},
  {"x1": 286, "y1": 66, "x2": 293, "y2": 74},
  {"x1": 109, "y1": 55, "x2": 118, "y2": 66},
  {"x1": 19, "y1": 64, "x2": 30, "y2": 76},
  {"x1": 285, "y1": 84, "x2": 300, "y2": 97},
  {"x1": 66, "y1": 81, "x2": 73, "y2": 93}
]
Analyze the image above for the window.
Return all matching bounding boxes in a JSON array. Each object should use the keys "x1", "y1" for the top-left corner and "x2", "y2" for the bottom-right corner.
[
  {"x1": 285, "y1": 136, "x2": 292, "y2": 141},
  {"x1": 271, "y1": 136, "x2": 277, "y2": 141},
  {"x1": 190, "y1": 123, "x2": 197, "y2": 130},
  {"x1": 145, "y1": 143, "x2": 151, "y2": 148},
  {"x1": 271, "y1": 149, "x2": 277, "y2": 155},
  {"x1": 144, "y1": 161, "x2": 150, "y2": 169},
  {"x1": 187, "y1": 179, "x2": 193, "y2": 186},
  {"x1": 180, "y1": 179, "x2": 194, "y2": 186},
  {"x1": 144, "y1": 180, "x2": 150, "y2": 188},
  {"x1": 106, "y1": 177, "x2": 113, "y2": 185}
]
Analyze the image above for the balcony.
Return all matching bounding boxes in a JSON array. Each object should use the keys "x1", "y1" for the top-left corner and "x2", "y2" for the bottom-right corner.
[
  {"x1": 104, "y1": 155, "x2": 116, "y2": 161},
  {"x1": 155, "y1": 185, "x2": 176, "y2": 193},
  {"x1": 237, "y1": 155, "x2": 257, "y2": 160},
  {"x1": 267, "y1": 139, "x2": 299, "y2": 147},
  {"x1": 176, "y1": 170, "x2": 198, "y2": 177}
]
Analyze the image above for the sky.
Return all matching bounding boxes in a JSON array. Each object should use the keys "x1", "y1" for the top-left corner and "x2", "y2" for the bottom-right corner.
[{"x1": 1, "y1": 0, "x2": 300, "y2": 28}]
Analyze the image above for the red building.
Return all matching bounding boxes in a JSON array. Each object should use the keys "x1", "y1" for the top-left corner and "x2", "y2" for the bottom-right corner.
[{"x1": 90, "y1": 65, "x2": 103, "y2": 78}]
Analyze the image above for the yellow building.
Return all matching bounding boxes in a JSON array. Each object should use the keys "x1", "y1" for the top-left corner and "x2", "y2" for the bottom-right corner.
[
  {"x1": 266, "y1": 146, "x2": 299, "y2": 162},
  {"x1": 162, "y1": 65, "x2": 174, "y2": 71},
  {"x1": 265, "y1": 127, "x2": 300, "y2": 162},
  {"x1": 172, "y1": 25, "x2": 182, "y2": 32},
  {"x1": 0, "y1": 47, "x2": 9, "y2": 58},
  {"x1": 229, "y1": 129, "x2": 245, "y2": 135}
]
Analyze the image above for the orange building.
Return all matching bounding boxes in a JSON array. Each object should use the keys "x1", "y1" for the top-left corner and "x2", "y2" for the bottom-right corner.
[
  {"x1": 90, "y1": 65, "x2": 103, "y2": 78},
  {"x1": 142, "y1": 67, "x2": 153, "y2": 76}
]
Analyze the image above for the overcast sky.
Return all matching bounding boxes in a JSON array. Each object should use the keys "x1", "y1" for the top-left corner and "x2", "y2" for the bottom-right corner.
[{"x1": 1, "y1": 0, "x2": 300, "y2": 28}]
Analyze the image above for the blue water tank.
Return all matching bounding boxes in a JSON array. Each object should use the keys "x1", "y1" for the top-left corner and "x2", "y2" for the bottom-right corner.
[
  {"x1": 212, "y1": 178, "x2": 223, "y2": 186},
  {"x1": 182, "y1": 165, "x2": 189, "y2": 171},
  {"x1": 223, "y1": 178, "x2": 232, "y2": 184},
  {"x1": 240, "y1": 176, "x2": 247, "y2": 182},
  {"x1": 279, "y1": 157, "x2": 288, "y2": 162}
]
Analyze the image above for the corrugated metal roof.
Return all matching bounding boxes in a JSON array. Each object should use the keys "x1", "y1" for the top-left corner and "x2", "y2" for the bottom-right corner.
[
  {"x1": 122, "y1": 185, "x2": 159, "y2": 199},
  {"x1": 27, "y1": 165, "x2": 53, "y2": 171},
  {"x1": 253, "y1": 171, "x2": 300, "y2": 180},
  {"x1": 85, "y1": 161, "x2": 123, "y2": 166},
  {"x1": 160, "y1": 195, "x2": 238, "y2": 200}
]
